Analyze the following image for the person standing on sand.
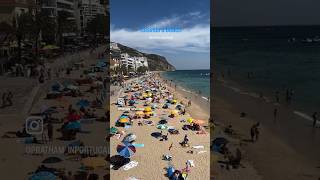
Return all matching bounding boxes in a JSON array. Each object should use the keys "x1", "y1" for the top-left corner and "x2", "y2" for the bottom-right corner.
[
  {"x1": 188, "y1": 100, "x2": 191, "y2": 107},
  {"x1": 169, "y1": 143, "x2": 173, "y2": 151},
  {"x1": 312, "y1": 112, "x2": 317, "y2": 128}
]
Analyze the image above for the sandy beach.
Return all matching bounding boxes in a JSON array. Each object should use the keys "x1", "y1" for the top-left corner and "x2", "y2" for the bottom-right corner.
[
  {"x1": 0, "y1": 46, "x2": 109, "y2": 179},
  {"x1": 110, "y1": 73, "x2": 210, "y2": 180},
  {"x1": 211, "y1": 79, "x2": 320, "y2": 180}
]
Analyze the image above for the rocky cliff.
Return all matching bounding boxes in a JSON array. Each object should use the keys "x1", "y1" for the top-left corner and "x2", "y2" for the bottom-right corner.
[{"x1": 116, "y1": 43, "x2": 176, "y2": 71}]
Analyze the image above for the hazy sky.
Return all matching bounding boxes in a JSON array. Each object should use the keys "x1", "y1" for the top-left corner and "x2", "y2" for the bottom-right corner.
[
  {"x1": 110, "y1": 0, "x2": 210, "y2": 70},
  {"x1": 213, "y1": 0, "x2": 320, "y2": 26}
]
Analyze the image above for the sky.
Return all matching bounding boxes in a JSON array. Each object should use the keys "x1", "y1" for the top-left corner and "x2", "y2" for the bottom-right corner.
[
  {"x1": 110, "y1": 0, "x2": 210, "y2": 70},
  {"x1": 213, "y1": 0, "x2": 320, "y2": 27}
]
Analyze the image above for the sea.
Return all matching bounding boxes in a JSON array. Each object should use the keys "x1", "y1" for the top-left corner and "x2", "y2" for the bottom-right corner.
[
  {"x1": 161, "y1": 70, "x2": 210, "y2": 99},
  {"x1": 214, "y1": 26, "x2": 320, "y2": 117}
]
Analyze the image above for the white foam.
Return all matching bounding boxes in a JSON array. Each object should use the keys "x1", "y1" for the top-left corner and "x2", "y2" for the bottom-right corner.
[{"x1": 293, "y1": 111, "x2": 313, "y2": 121}]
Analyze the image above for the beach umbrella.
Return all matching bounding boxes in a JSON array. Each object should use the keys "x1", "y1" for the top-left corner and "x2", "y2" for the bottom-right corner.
[
  {"x1": 29, "y1": 171, "x2": 56, "y2": 180},
  {"x1": 169, "y1": 110, "x2": 179, "y2": 116},
  {"x1": 119, "y1": 118, "x2": 129, "y2": 123},
  {"x1": 187, "y1": 118, "x2": 193, "y2": 123},
  {"x1": 81, "y1": 157, "x2": 106, "y2": 168},
  {"x1": 193, "y1": 119, "x2": 205, "y2": 125},
  {"x1": 42, "y1": 157, "x2": 62, "y2": 164},
  {"x1": 172, "y1": 100, "x2": 177, "y2": 104},
  {"x1": 167, "y1": 166, "x2": 175, "y2": 178},
  {"x1": 64, "y1": 121, "x2": 81, "y2": 130},
  {"x1": 110, "y1": 127, "x2": 118, "y2": 135},
  {"x1": 117, "y1": 143, "x2": 136, "y2": 158},
  {"x1": 158, "y1": 119, "x2": 168, "y2": 125},
  {"x1": 157, "y1": 124, "x2": 168, "y2": 130},
  {"x1": 76, "y1": 99, "x2": 90, "y2": 108},
  {"x1": 129, "y1": 100, "x2": 135, "y2": 105},
  {"x1": 151, "y1": 104, "x2": 157, "y2": 109},
  {"x1": 175, "y1": 104, "x2": 184, "y2": 110},
  {"x1": 144, "y1": 107, "x2": 152, "y2": 112},
  {"x1": 135, "y1": 111, "x2": 144, "y2": 116},
  {"x1": 122, "y1": 133, "x2": 137, "y2": 143}
]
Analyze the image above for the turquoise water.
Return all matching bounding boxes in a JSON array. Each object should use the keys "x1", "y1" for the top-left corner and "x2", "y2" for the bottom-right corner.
[{"x1": 161, "y1": 70, "x2": 210, "y2": 97}]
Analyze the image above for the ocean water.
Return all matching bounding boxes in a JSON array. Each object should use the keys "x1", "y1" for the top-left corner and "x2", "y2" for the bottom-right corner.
[
  {"x1": 161, "y1": 70, "x2": 210, "y2": 98},
  {"x1": 214, "y1": 26, "x2": 320, "y2": 114}
]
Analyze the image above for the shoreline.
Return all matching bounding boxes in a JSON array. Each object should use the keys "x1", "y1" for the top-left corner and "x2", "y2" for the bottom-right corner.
[
  {"x1": 158, "y1": 73, "x2": 210, "y2": 122},
  {"x1": 212, "y1": 79, "x2": 320, "y2": 179}
]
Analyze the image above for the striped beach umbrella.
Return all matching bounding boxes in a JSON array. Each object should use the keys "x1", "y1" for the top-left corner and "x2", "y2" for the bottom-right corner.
[{"x1": 117, "y1": 143, "x2": 136, "y2": 158}]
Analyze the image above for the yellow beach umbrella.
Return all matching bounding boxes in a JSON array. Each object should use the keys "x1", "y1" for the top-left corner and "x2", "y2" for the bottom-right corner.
[
  {"x1": 119, "y1": 118, "x2": 129, "y2": 123},
  {"x1": 170, "y1": 110, "x2": 179, "y2": 116},
  {"x1": 81, "y1": 157, "x2": 106, "y2": 168},
  {"x1": 187, "y1": 117, "x2": 193, "y2": 123},
  {"x1": 172, "y1": 100, "x2": 177, "y2": 104},
  {"x1": 144, "y1": 107, "x2": 152, "y2": 112},
  {"x1": 144, "y1": 112, "x2": 153, "y2": 116},
  {"x1": 135, "y1": 111, "x2": 144, "y2": 116}
]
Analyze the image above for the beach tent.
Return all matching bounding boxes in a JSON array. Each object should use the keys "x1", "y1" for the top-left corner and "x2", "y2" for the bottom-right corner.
[
  {"x1": 122, "y1": 133, "x2": 137, "y2": 143},
  {"x1": 167, "y1": 166, "x2": 175, "y2": 178},
  {"x1": 29, "y1": 171, "x2": 56, "y2": 180},
  {"x1": 151, "y1": 104, "x2": 157, "y2": 109},
  {"x1": 212, "y1": 137, "x2": 229, "y2": 153},
  {"x1": 172, "y1": 100, "x2": 177, "y2": 104},
  {"x1": 51, "y1": 82, "x2": 62, "y2": 92},
  {"x1": 81, "y1": 157, "x2": 106, "y2": 168},
  {"x1": 117, "y1": 143, "x2": 136, "y2": 158}
]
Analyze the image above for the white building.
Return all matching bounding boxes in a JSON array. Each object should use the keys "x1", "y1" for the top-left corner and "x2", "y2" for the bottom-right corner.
[
  {"x1": 120, "y1": 53, "x2": 149, "y2": 71},
  {"x1": 110, "y1": 42, "x2": 120, "y2": 51},
  {"x1": 133, "y1": 56, "x2": 148, "y2": 70},
  {"x1": 77, "y1": 0, "x2": 106, "y2": 36}
]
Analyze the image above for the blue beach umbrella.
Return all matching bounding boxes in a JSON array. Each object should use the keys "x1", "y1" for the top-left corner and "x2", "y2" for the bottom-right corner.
[
  {"x1": 116, "y1": 143, "x2": 136, "y2": 158},
  {"x1": 64, "y1": 121, "x2": 81, "y2": 130},
  {"x1": 29, "y1": 171, "x2": 56, "y2": 180},
  {"x1": 76, "y1": 99, "x2": 90, "y2": 108},
  {"x1": 167, "y1": 166, "x2": 175, "y2": 177}
]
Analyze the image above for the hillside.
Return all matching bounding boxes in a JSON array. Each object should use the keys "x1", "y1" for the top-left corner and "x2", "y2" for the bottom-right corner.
[{"x1": 116, "y1": 43, "x2": 176, "y2": 71}]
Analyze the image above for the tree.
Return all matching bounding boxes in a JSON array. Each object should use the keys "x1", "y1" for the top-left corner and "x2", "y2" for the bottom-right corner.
[{"x1": 137, "y1": 66, "x2": 148, "y2": 74}]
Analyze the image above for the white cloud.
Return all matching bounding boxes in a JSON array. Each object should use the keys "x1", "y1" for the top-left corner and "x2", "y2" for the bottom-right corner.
[{"x1": 111, "y1": 12, "x2": 209, "y2": 54}]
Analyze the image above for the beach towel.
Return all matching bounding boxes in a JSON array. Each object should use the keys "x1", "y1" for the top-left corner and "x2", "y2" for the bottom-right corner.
[
  {"x1": 123, "y1": 161, "x2": 138, "y2": 171},
  {"x1": 192, "y1": 145, "x2": 204, "y2": 149},
  {"x1": 197, "y1": 150, "x2": 207, "y2": 154},
  {"x1": 132, "y1": 143, "x2": 144, "y2": 147}
]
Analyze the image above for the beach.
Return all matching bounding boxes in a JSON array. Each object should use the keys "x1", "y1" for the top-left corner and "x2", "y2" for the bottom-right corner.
[
  {"x1": 211, "y1": 79, "x2": 320, "y2": 180},
  {"x1": 110, "y1": 72, "x2": 210, "y2": 179},
  {"x1": 0, "y1": 46, "x2": 109, "y2": 179}
]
